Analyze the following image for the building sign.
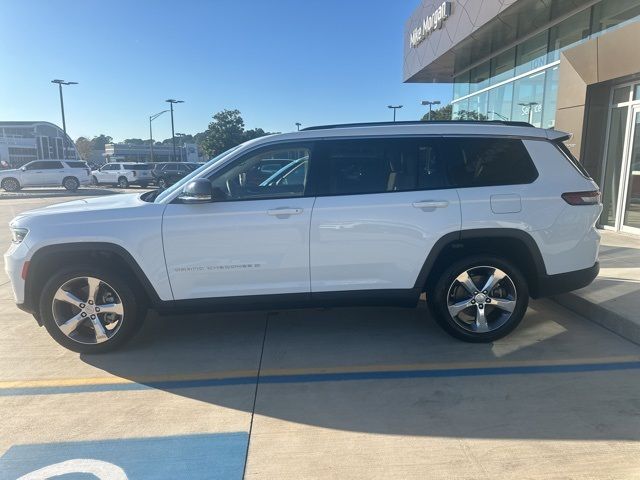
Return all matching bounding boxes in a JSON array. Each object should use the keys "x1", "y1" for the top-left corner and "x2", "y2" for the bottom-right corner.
[{"x1": 409, "y1": 2, "x2": 452, "y2": 48}]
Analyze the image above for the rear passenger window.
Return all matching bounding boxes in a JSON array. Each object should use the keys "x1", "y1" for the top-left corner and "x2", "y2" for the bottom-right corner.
[
  {"x1": 446, "y1": 138, "x2": 538, "y2": 187},
  {"x1": 65, "y1": 161, "x2": 86, "y2": 168},
  {"x1": 319, "y1": 138, "x2": 448, "y2": 196}
]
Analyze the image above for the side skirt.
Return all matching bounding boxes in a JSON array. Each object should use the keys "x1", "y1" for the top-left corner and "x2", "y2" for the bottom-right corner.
[{"x1": 153, "y1": 289, "x2": 421, "y2": 316}]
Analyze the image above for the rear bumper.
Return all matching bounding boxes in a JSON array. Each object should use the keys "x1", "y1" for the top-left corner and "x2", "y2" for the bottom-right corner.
[{"x1": 534, "y1": 261, "x2": 599, "y2": 298}]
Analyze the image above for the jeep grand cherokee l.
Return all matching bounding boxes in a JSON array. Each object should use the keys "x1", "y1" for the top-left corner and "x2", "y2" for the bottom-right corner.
[{"x1": 5, "y1": 121, "x2": 602, "y2": 352}]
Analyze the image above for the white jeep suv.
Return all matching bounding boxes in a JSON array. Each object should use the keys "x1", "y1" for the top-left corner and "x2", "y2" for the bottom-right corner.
[
  {"x1": 0, "y1": 160, "x2": 91, "y2": 192},
  {"x1": 5, "y1": 122, "x2": 602, "y2": 352}
]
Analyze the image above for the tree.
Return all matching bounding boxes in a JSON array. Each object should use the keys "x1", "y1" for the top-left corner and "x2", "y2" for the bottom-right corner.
[
  {"x1": 75, "y1": 137, "x2": 92, "y2": 160},
  {"x1": 421, "y1": 104, "x2": 452, "y2": 121},
  {"x1": 122, "y1": 138, "x2": 145, "y2": 145},
  {"x1": 243, "y1": 127, "x2": 270, "y2": 142},
  {"x1": 201, "y1": 109, "x2": 264, "y2": 157},
  {"x1": 455, "y1": 109, "x2": 489, "y2": 121},
  {"x1": 90, "y1": 134, "x2": 113, "y2": 152}
]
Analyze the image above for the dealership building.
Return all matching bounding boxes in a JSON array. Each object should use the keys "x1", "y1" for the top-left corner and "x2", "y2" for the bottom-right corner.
[{"x1": 404, "y1": 0, "x2": 640, "y2": 234}]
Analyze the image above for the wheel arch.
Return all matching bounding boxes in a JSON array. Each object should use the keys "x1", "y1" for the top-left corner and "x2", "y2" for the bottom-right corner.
[
  {"x1": 416, "y1": 229, "x2": 547, "y2": 299},
  {"x1": 25, "y1": 242, "x2": 162, "y2": 317}
]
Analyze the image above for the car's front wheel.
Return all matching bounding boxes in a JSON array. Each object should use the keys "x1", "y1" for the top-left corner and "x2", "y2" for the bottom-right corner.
[
  {"x1": 1, "y1": 177, "x2": 21, "y2": 192},
  {"x1": 39, "y1": 266, "x2": 145, "y2": 353},
  {"x1": 430, "y1": 255, "x2": 529, "y2": 342}
]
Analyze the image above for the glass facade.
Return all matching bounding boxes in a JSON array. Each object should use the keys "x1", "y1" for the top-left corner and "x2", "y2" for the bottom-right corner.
[{"x1": 451, "y1": 0, "x2": 640, "y2": 125}]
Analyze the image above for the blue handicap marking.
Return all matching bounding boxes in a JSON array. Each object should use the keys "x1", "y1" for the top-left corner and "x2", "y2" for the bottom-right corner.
[{"x1": 0, "y1": 432, "x2": 248, "y2": 480}]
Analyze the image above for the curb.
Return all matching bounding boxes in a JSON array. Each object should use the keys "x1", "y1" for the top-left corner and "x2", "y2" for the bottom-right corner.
[{"x1": 553, "y1": 292, "x2": 640, "y2": 346}]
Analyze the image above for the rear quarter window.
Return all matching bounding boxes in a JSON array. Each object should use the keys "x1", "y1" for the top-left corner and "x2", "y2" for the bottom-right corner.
[
  {"x1": 445, "y1": 137, "x2": 538, "y2": 187},
  {"x1": 65, "y1": 161, "x2": 87, "y2": 168}
]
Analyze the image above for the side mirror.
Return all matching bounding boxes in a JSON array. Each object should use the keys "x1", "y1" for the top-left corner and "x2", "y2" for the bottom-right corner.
[{"x1": 179, "y1": 179, "x2": 213, "y2": 204}]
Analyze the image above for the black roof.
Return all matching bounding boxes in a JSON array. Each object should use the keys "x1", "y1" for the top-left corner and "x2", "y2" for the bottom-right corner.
[{"x1": 301, "y1": 120, "x2": 534, "y2": 131}]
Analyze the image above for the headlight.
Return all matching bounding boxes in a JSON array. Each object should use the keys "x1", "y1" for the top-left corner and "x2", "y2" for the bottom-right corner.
[{"x1": 10, "y1": 227, "x2": 28, "y2": 244}]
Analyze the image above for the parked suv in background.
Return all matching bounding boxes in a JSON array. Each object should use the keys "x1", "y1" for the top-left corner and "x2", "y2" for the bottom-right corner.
[
  {"x1": 0, "y1": 160, "x2": 91, "y2": 192},
  {"x1": 91, "y1": 162, "x2": 153, "y2": 188},
  {"x1": 151, "y1": 162, "x2": 197, "y2": 188},
  {"x1": 5, "y1": 121, "x2": 602, "y2": 352}
]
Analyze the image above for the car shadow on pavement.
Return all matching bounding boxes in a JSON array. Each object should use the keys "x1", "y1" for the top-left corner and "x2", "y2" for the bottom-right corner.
[{"x1": 81, "y1": 300, "x2": 640, "y2": 441}]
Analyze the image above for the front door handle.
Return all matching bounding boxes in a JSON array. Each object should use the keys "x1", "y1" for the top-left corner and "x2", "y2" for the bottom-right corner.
[
  {"x1": 267, "y1": 207, "x2": 303, "y2": 216},
  {"x1": 412, "y1": 200, "x2": 449, "y2": 209}
]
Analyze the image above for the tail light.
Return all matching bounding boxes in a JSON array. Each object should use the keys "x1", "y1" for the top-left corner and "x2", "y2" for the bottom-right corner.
[
  {"x1": 132, "y1": 171, "x2": 137, "y2": 177},
  {"x1": 561, "y1": 190, "x2": 600, "y2": 205}
]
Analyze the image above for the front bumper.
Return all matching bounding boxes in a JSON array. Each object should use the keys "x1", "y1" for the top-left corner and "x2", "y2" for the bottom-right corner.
[
  {"x1": 535, "y1": 261, "x2": 600, "y2": 298},
  {"x1": 3, "y1": 241, "x2": 28, "y2": 305}
]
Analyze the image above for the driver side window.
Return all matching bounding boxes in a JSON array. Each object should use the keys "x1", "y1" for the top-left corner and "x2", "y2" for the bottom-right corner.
[{"x1": 209, "y1": 145, "x2": 310, "y2": 201}]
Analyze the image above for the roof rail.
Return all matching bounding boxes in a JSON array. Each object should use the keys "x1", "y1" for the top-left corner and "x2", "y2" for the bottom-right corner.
[{"x1": 301, "y1": 120, "x2": 534, "y2": 131}]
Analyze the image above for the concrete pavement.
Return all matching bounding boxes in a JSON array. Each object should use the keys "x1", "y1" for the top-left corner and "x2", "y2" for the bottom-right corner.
[
  {"x1": 1, "y1": 194, "x2": 640, "y2": 479},
  {"x1": 555, "y1": 230, "x2": 640, "y2": 344}
]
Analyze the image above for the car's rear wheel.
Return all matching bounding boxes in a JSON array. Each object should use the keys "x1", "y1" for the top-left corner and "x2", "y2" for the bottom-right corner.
[
  {"x1": 1, "y1": 177, "x2": 21, "y2": 192},
  {"x1": 157, "y1": 178, "x2": 167, "y2": 189},
  {"x1": 39, "y1": 266, "x2": 145, "y2": 353},
  {"x1": 430, "y1": 255, "x2": 529, "y2": 342},
  {"x1": 117, "y1": 176, "x2": 129, "y2": 188},
  {"x1": 62, "y1": 176, "x2": 80, "y2": 191}
]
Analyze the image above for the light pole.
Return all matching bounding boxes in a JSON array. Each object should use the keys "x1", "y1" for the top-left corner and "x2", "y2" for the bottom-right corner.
[
  {"x1": 421, "y1": 100, "x2": 441, "y2": 121},
  {"x1": 165, "y1": 99, "x2": 184, "y2": 161},
  {"x1": 387, "y1": 105, "x2": 403, "y2": 122},
  {"x1": 176, "y1": 133, "x2": 186, "y2": 162},
  {"x1": 295, "y1": 122, "x2": 302, "y2": 131},
  {"x1": 518, "y1": 102, "x2": 539, "y2": 125},
  {"x1": 51, "y1": 79, "x2": 78, "y2": 135},
  {"x1": 149, "y1": 110, "x2": 169, "y2": 163}
]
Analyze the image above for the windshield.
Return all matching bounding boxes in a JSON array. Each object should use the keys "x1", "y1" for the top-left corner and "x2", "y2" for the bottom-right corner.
[{"x1": 153, "y1": 145, "x2": 242, "y2": 203}]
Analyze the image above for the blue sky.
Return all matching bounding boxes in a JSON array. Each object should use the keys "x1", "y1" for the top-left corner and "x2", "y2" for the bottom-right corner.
[{"x1": 0, "y1": 0, "x2": 452, "y2": 142}]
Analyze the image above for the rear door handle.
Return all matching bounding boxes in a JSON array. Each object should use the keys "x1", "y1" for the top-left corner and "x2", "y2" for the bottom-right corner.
[
  {"x1": 267, "y1": 207, "x2": 303, "y2": 216},
  {"x1": 412, "y1": 200, "x2": 449, "y2": 209}
]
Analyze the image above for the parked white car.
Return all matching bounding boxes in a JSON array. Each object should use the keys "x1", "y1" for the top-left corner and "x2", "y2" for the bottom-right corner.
[
  {"x1": 91, "y1": 162, "x2": 153, "y2": 188},
  {"x1": 0, "y1": 160, "x2": 91, "y2": 192},
  {"x1": 5, "y1": 121, "x2": 602, "y2": 352}
]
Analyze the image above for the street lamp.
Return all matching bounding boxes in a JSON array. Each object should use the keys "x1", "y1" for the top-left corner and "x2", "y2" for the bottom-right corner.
[
  {"x1": 518, "y1": 102, "x2": 539, "y2": 125},
  {"x1": 295, "y1": 122, "x2": 302, "y2": 131},
  {"x1": 165, "y1": 99, "x2": 184, "y2": 161},
  {"x1": 176, "y1": 133, "x2": 187, "y2": 162},
  {"x1": 149, "y1": 110, "x2": 169, "y2": 163},
  {"x1": 421, "y1": 100, "x2": 441, "y2": 121},
  {"x1": 51, "y1": 79, "x2": 78, "y2": 135},
  {"x1": 387, "y1": 105, "x2": 403, "y2": 122}
]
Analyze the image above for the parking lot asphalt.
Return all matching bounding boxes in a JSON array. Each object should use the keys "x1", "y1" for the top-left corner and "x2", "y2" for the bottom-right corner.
[{"x1": 1, "y1": 194, "x2": 640, "y2": 479}]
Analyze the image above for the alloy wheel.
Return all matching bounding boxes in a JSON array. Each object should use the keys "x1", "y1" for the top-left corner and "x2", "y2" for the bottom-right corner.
[
  {"x1": 446, "y1": 266, "x2": 517, "y2": 333},
  {"x1": 3, "y1": 178, "x2": 19, "y2": 192},
  {"x1": 51, "y1": 276, "x2": 124, "y2": 344}
]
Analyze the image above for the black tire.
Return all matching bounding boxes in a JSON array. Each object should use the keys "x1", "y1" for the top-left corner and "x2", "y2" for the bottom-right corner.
[
  {"x1": 157, "y1": 177, "x2": 167, "y2": 189},
  {"x1": 1, "y1": 177, "x2": 21, "y2": 192},
  {"x1": 39, "y1": 265, "x2": 146, "y2": 353},
  {"x1": 429, "y1": 255, "x2": 529, "y2": 342},
  {"x1": 62, "y1": 176, "x2": 80, "y2": 191},
  {"x1": 117, "y1": 176, "x2": 129, "y2": 188}
]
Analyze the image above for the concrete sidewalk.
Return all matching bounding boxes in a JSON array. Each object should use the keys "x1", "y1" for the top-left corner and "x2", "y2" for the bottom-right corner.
[{"x1": 554, "y1": 230, "x2": 640, "y2": 344}]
